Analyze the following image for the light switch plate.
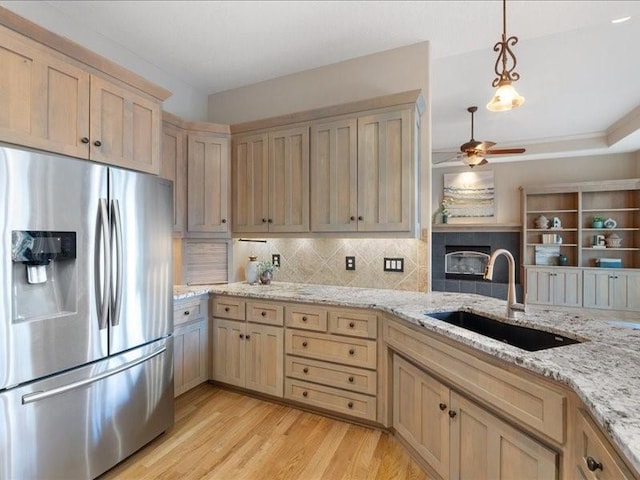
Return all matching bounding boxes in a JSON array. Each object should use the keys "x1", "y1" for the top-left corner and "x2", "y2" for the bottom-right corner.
[
  {"x1": 384, "y1": 257, "x2": 404, "y2": 272},
  {"x1": 272, "y1": 254, "x2": 281, "y2": 268},
  {"x1": 346, "y1": 256, "x2": 356, "y2": 270}
]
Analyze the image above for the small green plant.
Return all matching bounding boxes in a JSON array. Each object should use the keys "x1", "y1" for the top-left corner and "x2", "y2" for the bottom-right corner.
[
  {"x1": 593, "y1": 215, "x2": 604, "y2": 223},
  {"x1": 257, "y1": 260, "x2": 277, "y2": 275}
]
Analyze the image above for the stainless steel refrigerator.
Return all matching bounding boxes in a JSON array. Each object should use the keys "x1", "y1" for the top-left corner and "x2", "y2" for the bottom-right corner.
[{"x1": 0, "y1": 144, "x2": 174, "y2": 479}]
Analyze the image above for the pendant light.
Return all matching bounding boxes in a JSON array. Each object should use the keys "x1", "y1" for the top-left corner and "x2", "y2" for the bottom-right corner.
[{"x1": 487, "y1": 0, "x2": 525, "y2": 112}]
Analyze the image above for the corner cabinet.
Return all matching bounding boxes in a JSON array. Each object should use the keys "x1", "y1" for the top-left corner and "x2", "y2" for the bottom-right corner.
[
  {"x1": 232, "y1": 127, "x2": 309, "y2": 233},
  {"x1": 522, "y1": 179, "x2": 640, "y2": 310},
  {"x1": 0, "y1": 21, "x2": 168, "y2": 174},
  {"x1": 231, "y1": 90, "x2": 423, "y2": 236},
  {"x1": 161, "y1": 117, "x2": 187, "y2": 233}
]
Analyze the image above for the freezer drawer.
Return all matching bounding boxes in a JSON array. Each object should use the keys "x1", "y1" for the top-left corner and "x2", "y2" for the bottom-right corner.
[{"x1": 0, "y1": 337, "x2": 174, "y2": 480}]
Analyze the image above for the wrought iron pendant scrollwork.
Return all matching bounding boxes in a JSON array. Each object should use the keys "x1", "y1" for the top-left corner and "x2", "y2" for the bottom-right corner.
[{"x1": 492, "y1": 33, "x2": 521, "y2": 87}]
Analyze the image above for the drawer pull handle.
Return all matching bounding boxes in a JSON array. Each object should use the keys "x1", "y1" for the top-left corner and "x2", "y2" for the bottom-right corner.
[
  {"x1": 94, "y1": 140, "x2": 102, "y2": 147},
  {"x1": 224, "y1": 307, "x2": 230, "y2": 312},
  {"x1": 349, "y1": 322, "x2": 355, "y2": 328},
  {"x1": 302, "y1": 391, "x2": 308, "y2": 397},
  {"x1": 302, "y1": 341, "x2": 308, "y2": 347},
  {"x1": 239, "y1": 334, "x2": 245, "y2": 339},
  {"x1": 302, "y1": 316, "x2": 308, "y2": 322},
  {"x1": 261, "y1": 311, "x2": 267, "y2": 317},
  {"x1": 586, "y1": 457, "x2": 603, "y2": 472},
  {"x1": 303, "y1": 367, "x2": 309, "y2": 374},
  {"x1": 347, "y1": 401, "x2": 354, "y2": 409},
  {"x1": 183, "y1": 311, "x2": 190, "y2": 316},
  {"x1": 348, "y1": 348, "x2": 355, "y2": 355},
  {"x1": 439, "y1": 403, "x2": 447, "y2": 411},
  {"x1": 81, "y1": 137, "x2": 89, "y2": 144},
  {"x1": 348, "y1": 376, "x2": 354, "y2": 383},
  {"x1": 448, "y1": 410, "x2": 457, "y2": 418}
]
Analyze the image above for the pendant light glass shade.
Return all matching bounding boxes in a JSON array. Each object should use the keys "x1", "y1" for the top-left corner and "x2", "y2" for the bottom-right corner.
[
  {"x1": 487, "y1": 79, "x2": 525, "y2": 112},
  {"x1": 465, "y1": 153, "x2": 485, "y2": 166}
]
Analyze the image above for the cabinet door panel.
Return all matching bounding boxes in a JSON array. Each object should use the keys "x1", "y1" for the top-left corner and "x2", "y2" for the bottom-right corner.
[
  {"x1": 450, "y1": 392, "x2": 557, "y2": 480},
  {"x1": 583, "y1": 271, "x2": 612, "y2": 309},
  {"x1": 232, "y1": 133, "x2": 269, "y2": 233},
  {"x1": 0, "y1": 27, "x2": 90, "y2": 158},
  {"x1": 526, "y1": 268, "x2": 553, "y2": 305},
  {"x1": 357, "y1": 110, "x2": 412, "y2": 232},
  {"x1": 174, "y1": 320, "x2": 208, "y2": 397},
  {"x1": 623, "y1": 273, "x2": 640, "y2": 310},
  {"x1": 554, "y1": 269, "x2": 582, "y2": 307},
  {"x1": 245, "y1": 323, "x2": 283, "y2": 397},
  {"x1": 310, "y1": 119, "x2": 358, "y2": 232},
  {"x1": 269, "y1": 127, "x2": 309, "y2": 233},
  {"x1": 187, "y1": 134, "x2": 229, "y2": 234},
  {"x1": 212, "y1": 318, "x2": 245, "y2": 388},
  {"x1": 161, "y1": 123, "x2": 186, "y2": 233},
  {"x1": 90, "y1": 75, "x2": 160, "y2": 174}
]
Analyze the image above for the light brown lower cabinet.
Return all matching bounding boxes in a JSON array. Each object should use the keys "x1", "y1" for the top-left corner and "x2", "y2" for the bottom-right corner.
[
  {"x1": 393, "y1": 354, "x2": 558, "y2": 480},
  {"x1": 173, "y1": 296, "x2": 209, "y2": 397},
  {"x1": 212, "y1": 317, "x2": 284, "y2": 397}
]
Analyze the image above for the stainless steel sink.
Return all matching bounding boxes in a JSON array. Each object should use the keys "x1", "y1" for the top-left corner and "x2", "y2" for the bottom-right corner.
[{"x1": 425, "y1": 311, "x2": 581, "y2": 351}]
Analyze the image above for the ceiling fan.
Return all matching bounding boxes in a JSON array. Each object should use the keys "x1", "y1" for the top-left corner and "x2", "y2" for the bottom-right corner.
[{"x1": 434, "y1": 106, "x2": 526, "y2": 167}]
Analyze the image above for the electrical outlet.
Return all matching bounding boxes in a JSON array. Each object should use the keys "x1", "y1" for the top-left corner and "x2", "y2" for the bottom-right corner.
[
  {"x1": 345, "y1": 256, "x2": 356, "y2": 271},
  {"x1": 272, "y1": 254, "x2": 281, "y2": 268},
  {"x1": 383, "y1": 257, "x2": 404, "y2": 272}
]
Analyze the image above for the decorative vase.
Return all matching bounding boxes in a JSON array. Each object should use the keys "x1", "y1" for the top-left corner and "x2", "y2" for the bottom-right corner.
[
  {"x1": 259, "y1": 271, "x2": 273, "y2": 285},
  {"x1": 558, "y1": 254, "x2": 568, "y2": 266},
  {"x1": 605, "y1": 233, "x2": 622, "y2": 248},
  {"x1": 535, "y1": 215, "x2": 549, "y2": 229},
  {"x1": 592, "y1": 220, "x2": 604, "y2": 229},
  {"x1": 442, "y1": 213, "x2": 448, "y2": 224},
  {"x1": 245, "y1": 256, "x2": 259, "y2": 284}
]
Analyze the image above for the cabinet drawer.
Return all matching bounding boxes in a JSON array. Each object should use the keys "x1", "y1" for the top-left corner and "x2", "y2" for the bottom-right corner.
[
  {"x1": 285, "y1": 356, "x2": 377, "y2": 395},
  {"x1": 286, "y1": 304, "x2": 327, "y2": 332},
  {"x1": 212, "y1": 296, "x2": 246, "y2": 320},
  {"x1": 329, "y1": 309, "x2": 377, "y2": 339},
  {"x1": 285, "y1": 330, "x2": 376, "y2": 369},
  {"x1": 173, "y1": 298, "x2": 203, "y2": 327},
  {"x1": 384, "y1": 318, "x2": 565, "y2": 443},
  {"x1": 247, "y1": 301, "x2": 284, "y2": 326},
  {"x1": 575, "y1": 409, "x2": 635, "y2": 480},
  {"x1": 285, "y1": 378, "x2": 376, "y2": 421}
]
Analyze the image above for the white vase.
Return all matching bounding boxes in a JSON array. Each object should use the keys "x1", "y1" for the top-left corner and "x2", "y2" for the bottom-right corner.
[{"x1": 245, "y1": 256, "x2": 259, "y2": 284}]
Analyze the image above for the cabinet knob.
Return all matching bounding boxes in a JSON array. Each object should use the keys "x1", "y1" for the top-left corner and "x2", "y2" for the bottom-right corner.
[
  {"x1": 586, "y1": 456, "x2": 603, "y2": 472},
  {"x1": 268, "y1": 218, "x2": 273, "y2": 223},
  {"x1": 80, "y1": 137, "x2": 89, "y2": 144},
  {"x1": 348, "y1": 376, "x2": 354, "y2": 383},
  {"x1": 302, "y1": 391, "x2": 308, "y2": 397},
  {"x1": 261, "y1": 311, "x2": 267, "y2": 317},
  {"x1": 358, "y1": 216, "x2": 363, "y2": 221},
  {"x1": 302, "y1": 316, "x2": 308, "y2": 322},
  {"x1": 246, "y1": 335, "x2": 250, "y2": 340},
  {"x1": 183, "y1": 311, "x2": 190, "y2": 316},
  {"x1": 94, "y1": 140, "x2": 102, "y2": 147},
  {"x1": 448, "y1": 410, "x2": 457, "y2": 418},
  {"x1": 347, "y1": 401, "x2": 354, "y2": 409},
  {"x1": 262, "y1": 218, "x2": 267, "y2": 223},
  {"x1": 439, "y1": 403, "x2": 447, "y2": 411},
  {"x1": 348, "y1": 322, "x2": 355, "y2": 328},
  {"x1": 302, "y1": 341, "x2": 308, "y2": 347},
  {"x1": 221, "y1": 219, "x2": 227, "y2": 224},
  {"x1": 239, "y1": 334, "x2": 245, "y2": 339},
  {"x1": 350, "y1": 216, "x2": 355, "y2": 221},
  {"x1": 224, "y1": 307, "x2": 230, "y2": 312},
  {"x1": 348, "y1": 348, "x2": 355, "y2": 355},
  {"x1": 303, "y1": 367, "x2": 309, "y2": 374}
]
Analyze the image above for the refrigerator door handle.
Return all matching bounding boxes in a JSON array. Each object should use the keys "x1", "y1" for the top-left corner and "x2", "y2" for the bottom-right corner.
[
  {"x1": 111, "y1": 198, "x2": 124, "y2": 327},
  {"x1": 21, "y1": 345, "x2": 167, "y2": 405},
  {"x1": 97, "y1": 198, "x2": 111, "y2": 330}
]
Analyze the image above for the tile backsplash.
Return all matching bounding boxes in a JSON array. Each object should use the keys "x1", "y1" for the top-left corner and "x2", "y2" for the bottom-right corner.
[{"x1": 233, "y1": 238, "x2": 428, "y2": 292}]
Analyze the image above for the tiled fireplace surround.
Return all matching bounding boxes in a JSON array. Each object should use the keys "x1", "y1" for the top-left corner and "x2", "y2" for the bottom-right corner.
[{"x1": 431, "y1": 231, "x2": 523, "y2": 302}]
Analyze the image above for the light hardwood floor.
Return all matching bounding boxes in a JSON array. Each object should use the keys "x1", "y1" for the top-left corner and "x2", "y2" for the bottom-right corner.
[{"x1": 100, "y1": 384, "x2": 429, "y2": 480}]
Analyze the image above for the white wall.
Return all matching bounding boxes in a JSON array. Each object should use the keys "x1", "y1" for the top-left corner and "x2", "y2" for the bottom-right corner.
[
  {"x1": 208, "y1": 42, "x2": 432, "y2": 229},
  {"x1": 3, "y1": 2, "x2": 209, "y2": 120},
  {"x1": 431, "y1": 152, "x2": 639, "y2": 225}
]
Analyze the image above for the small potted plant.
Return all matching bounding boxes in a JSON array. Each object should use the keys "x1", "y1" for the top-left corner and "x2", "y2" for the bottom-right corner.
[
  {"x1": 440, "y1": 199, "x2": 451, "y2": 224},
  {"x1": 592, "y1": 215, "x2": 604, "y2": 228},
  {"x1": 257, "y1": 260, "x2": 278, "y2": 285}
]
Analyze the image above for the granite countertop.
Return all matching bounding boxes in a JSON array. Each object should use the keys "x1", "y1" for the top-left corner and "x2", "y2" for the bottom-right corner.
[{"x1": 173, "y1": 282, "x2": 640, "y2": 472}]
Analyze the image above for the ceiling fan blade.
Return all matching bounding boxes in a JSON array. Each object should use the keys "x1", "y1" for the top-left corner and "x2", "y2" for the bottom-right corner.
[
  {"x1": 475, "y1": 141, "x2": 496, "y2": 152},
  {"x1": 485, "y1": 148, "x2": 526, "y2": 155},
  {"x1": 432, "y1": 153, "x2": 461, "y2": 165}
]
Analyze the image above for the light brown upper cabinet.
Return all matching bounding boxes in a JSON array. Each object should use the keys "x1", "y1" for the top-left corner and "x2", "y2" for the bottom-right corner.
[
  {"x1": 161, "y1": 120, "x2": 187, "y2": 234},
  {"x1": 0, "y1": 13, "x2": 169, "y2": 174},
  {"x1": 233, "y1": 127, "x2": 309, "y2": 233},
  {"x1": 310, "y1": 110, "x2": 414, "y2": 233},
  {"x1": 187, "y1": 134, "x2": 230, "y2": 235},
  {"x1": 89, "y1": 75, "x2": 161, "y2": 174}
]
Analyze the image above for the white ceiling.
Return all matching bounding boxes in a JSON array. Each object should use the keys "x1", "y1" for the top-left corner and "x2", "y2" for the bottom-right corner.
[{"x1": 5, "y1": 1, "x2": 640, "y2": 163}]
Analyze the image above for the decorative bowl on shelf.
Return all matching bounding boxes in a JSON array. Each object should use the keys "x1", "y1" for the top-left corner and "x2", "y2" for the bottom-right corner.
[
  {"x1": 604, "y1": 218, "x2": 617, "y2": 229},
  {"x1": 605, "y1": 233, "x2": 622, "y2": 248}
]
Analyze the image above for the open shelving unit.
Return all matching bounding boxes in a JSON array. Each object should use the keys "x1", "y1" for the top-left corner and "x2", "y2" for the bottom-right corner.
[{"x1": 521, "y1": 179, "x2": 640, "y2": 268}]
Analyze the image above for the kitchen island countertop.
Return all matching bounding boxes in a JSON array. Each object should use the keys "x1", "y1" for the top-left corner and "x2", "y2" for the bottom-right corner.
[{"x1": 174, "y1": 282, "x2": 640, "y2": 472}]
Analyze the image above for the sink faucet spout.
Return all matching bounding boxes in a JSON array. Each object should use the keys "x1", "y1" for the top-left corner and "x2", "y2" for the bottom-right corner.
[{"x1": 483, "y1": 248, "x2": 525, "y2": 319}]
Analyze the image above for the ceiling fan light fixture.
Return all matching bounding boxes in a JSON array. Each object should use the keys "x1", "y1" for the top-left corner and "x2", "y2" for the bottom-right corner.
[
  {"x1": 487, "y1": 79, "x2": 525, "y2": 112},
  {"x1": 465, "y1": 153, "x2": 485, "y2": 167},
  {"x1": 487, "y1": 0, "x2": 524, "y2": 112}
]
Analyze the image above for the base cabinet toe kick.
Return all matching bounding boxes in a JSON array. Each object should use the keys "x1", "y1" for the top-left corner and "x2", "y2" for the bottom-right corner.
[{"x1": 206, "y1": 294, "x2": 639, "y2": 480}]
